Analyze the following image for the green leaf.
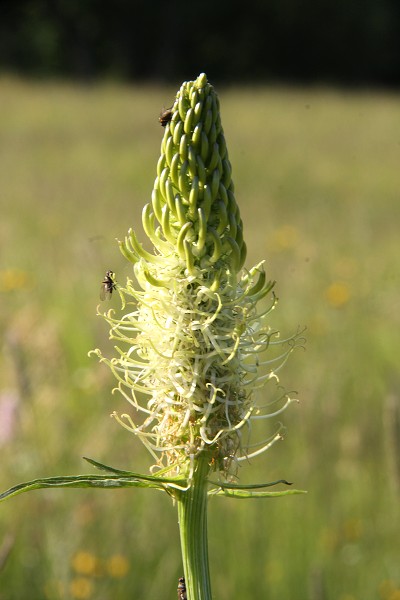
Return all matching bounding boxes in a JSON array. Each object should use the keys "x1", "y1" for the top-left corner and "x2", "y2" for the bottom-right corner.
[
  {"x1": 0, "y1": 474, "x2": 165, "y2": 502},
  {"x1": 210, "y1": 488, "x2": 307, "y2": 499},
  {"x1": 0, "y1": 468, "x2": 190, "y2": 503},
  {"x1": 207, "y1": 479, "x2": 293, "y2": 490},
  {"x1": 82, "y1": 456, "x2": 131, "y2": 474},
  {"x1": 82, "y1": 457, "x2": 188, "y2": 486}
]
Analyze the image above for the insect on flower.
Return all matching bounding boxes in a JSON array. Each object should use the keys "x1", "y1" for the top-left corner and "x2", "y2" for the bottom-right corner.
[
  {"x1": 100, "y1": 270, "x2": 116, "y2": 301},
  {"x1": 159, "y1": 107, "x2": 173, "y2": 127},
  {"x1": 177, "y1": 577, "x2": 186, "y2": 600}
]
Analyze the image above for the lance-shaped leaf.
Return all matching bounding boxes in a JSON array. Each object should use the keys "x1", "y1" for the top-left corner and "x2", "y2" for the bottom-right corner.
[
  {"x1": 210, "y1": 488, "x2": 307, "y2": 499},
  {"x1": 0, "y1": 468, "x2": 189, "y2": 503},
  {"x1": 208, "y1": 478, "x2": 306, "y2": 498}
]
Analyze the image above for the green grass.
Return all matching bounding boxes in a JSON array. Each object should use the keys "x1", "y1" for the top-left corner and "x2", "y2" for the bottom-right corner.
[{"x1": 0, "y1": 76, "x2": 399, "y2": 600}]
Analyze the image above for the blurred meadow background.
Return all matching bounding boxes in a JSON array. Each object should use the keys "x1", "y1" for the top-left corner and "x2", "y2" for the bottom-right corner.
[
  {"x1": 1, "y1": 2, "x2": 400, "y2": 598},
  {"x1": 1, "y1": 76, "x2": 399, "y2": 600}
]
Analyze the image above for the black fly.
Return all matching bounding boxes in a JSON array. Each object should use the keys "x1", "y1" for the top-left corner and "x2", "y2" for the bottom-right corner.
[
  {"x1": 100, "y1": 270, "x2": 116, "y2": 301},
  {"x1": 159, "y1": 106, "x2": 173, "y2": 127}
]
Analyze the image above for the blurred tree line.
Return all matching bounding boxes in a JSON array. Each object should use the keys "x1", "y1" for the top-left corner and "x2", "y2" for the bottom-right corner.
[{"x1": 1, "y1": 0, "x2": 399, "y2": 85}]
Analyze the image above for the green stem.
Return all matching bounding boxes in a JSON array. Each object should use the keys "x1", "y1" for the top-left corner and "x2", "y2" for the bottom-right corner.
[{"x1": 176, "y1": 454, "x2": 212, "y2": 600}]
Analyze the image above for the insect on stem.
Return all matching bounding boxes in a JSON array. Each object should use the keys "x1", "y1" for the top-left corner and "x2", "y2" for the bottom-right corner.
[{"x1": 177, "y1": 576, "x2": 187, "y2": 600}]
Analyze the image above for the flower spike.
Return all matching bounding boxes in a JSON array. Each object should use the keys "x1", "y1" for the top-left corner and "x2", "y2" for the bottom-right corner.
[{"x1": 95, "y1": 73, "x2": 302, "y2": 480}]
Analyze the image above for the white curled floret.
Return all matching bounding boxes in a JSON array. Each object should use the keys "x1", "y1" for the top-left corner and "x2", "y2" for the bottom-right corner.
[{"x1": 92, "y1": 252, "x2": 302, "y2": 478}]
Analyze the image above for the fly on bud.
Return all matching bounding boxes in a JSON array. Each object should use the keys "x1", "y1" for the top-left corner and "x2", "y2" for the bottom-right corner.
[{"x1": 159, "y1": 106, "x2": 173, "y2": 127}]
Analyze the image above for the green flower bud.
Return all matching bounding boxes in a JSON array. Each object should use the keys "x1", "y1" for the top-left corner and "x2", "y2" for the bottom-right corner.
[
  {"x1": 93, "y1": 74, "x2": 302, "y2": 480},
  {"x1": 120, "y1": 72, "x2": 246, "y2": 286}
]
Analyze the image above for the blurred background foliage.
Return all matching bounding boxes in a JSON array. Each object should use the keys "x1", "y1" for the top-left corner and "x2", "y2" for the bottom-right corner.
[
  {"x1": 1, "y1": 2, "x2": 400, "y2": 600},
  {"x1": 1, "y1": 0, "x2": 400, "y2": 86}
]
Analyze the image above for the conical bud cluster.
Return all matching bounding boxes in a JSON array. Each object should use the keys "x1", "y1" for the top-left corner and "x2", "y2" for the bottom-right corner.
[{"x1": 120, "y1": 72, "x2": 246, "y2": 290}]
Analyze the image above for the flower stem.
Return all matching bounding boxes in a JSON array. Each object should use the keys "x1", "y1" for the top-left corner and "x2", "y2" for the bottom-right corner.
[{"x1": 176, "y1": 454, "x2": 212, "y2": 600}]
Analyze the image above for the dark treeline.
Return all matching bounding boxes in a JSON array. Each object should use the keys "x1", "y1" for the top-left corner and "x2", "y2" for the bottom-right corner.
[{"x1": 1, "y1": 0, "x2": 400, "y2": 86}]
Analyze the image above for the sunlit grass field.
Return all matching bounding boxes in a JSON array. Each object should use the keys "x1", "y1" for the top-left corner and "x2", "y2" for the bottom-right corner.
[{"x1": 0, "y1": 77, "x2": 399, "y2": 600}]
